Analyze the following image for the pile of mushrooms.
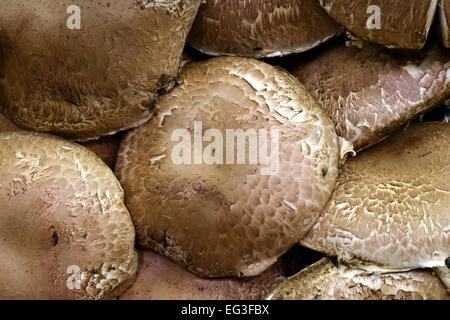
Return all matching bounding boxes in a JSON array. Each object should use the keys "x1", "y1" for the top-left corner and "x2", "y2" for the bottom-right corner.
[{"x1": 0, "y1": 0, "x2": 448, "y2": 300}]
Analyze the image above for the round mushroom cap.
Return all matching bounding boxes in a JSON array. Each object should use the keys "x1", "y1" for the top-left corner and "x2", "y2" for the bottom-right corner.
[
  {"x1": 187, "y1": 0, "x2": 342, "y2": 58},
  {"x1": 120, "y1": 250, "x2": 286, "y2": 300},
  {"x1": 319, "y1": 0, "x2": 438, "y2": 49},
  {"x1": 267, "y1": 258, "x2": 450, "y2": 300},
  {"x1": 301, "y1": 123, "x2": 450, "y2": 270},
  {"x1": 440, "y1": 0, "x2": 450, "y2": 47},
  {"x1": 291, "y1": 41, "x2": 449, "y2": 152},
  {"x1": 0, "y1": 0, "x2": 201, "y2": 141},
  {"x1": 0, "y1": 132, "x2": 138, "y2": 299},
  {"x1": 115, "y1": 57, "x2": 342, "y2": 277}
]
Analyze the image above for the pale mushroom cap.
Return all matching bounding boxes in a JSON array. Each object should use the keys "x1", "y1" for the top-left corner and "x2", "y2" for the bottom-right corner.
[
  {"x1": 291, "y1": 41, "x2": 449, "y2": 152},
  {"x1": 0, "y1": 0, "x2": 200, "y2": 141},
  {"x1": 0, "y1": 132, "x2": 138, "y2": 299},
  {"x1": 440, "y1": 0, "x2": 450, "y2": 47},
  {"x1": 187, "y1": 0, "x2": 342, "y2": 58},
  {"x1": 267, "y1": 258, "x2": 450, "y2": 300},
  {"x1": 319, "y1": 0, "x2": 438, "y2": 49},
  {"x1": 301, "y1": 123, "x2": 450, "y2": 270},
  {"x1": 115, "y1": 57, "x2": 341, "y2": 277},
  {"x1": 120, "y1": 250, "x2": 286, "y2": 300}
]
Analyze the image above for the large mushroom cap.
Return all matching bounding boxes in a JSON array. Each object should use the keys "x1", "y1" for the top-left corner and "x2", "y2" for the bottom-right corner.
[
  {"x1": 120, "y1": 250, "x2": 286, "y2": 300},
  {"x1": 187, "y1": 0, "x2": 342, "y2": 58},
  {"x1": 115, "y1": 57, "x2": 342, "y2": 277},
  {"x1": 319, "y1": 0, "x2": 438, "y2": 49},
  {"x1": 267, "y1": 258, "x2": 450, "y2": 300},
  {"x1": 0, "y1": 0, "x2": 200, "y2": 141},
  {"x1": 440, "y1": 0, "x2": 450, "y2": 47},
  {"x1": 0, "y1": 132, "x2": 137, "y2": 299},
  {"x1": 301, "y1": 123, "x2": 450, "y2": 270},
  {"x1": 290, "y1": 41, "x2": 449, "y2": 152}
]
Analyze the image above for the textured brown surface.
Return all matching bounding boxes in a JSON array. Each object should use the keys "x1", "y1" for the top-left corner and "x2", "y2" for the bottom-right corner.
[
  {"x1": 188, "y1": 0, "x2": 342, "y2": 58},
  {"x1": 116, "y1": 57, "x2": 341, "y2": 277},
  {"x1": 267, "y1": 258, "x2": 450, "y2": 300},
  {"x1": 0, "y1": 0, "x2": 200, "y2": 141},
  {"x1": 440, "y1": 0, "x2": 450, "y2": 47},
  {"x1": 319, "y1": 0, "x2": 438, "y2": 49},
  {"x1": 0, "y1": 113, "x2": 122, "y2": 169},
  {"x1": 291, "y1": 41, "x2": 449, "y2": 152},
  {"x1": 120, "y1": 250, "x2": 285, "y2": 300},
  {"x1": 0, "y1": 132, "x2": 137, "y2": 299},
  {"x1": 301, "y1": 123, "x2": 450, "y2": 270}
]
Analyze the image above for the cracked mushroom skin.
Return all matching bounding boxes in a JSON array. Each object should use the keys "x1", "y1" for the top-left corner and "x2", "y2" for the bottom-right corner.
[
  {"x1": 301, "y1": 123, "x2": 450, "y2": 271},
  {"x1": 319, "y1": 0, "x2": 438, "y2": 49},
  {"x1": 187, "y1": 0, "x2": 342, "y2": 58},
  {"x1": 440, "y1": 0, "x2": 450, "y2": 47},
  {"x1": 0, "y1": 0, "x2": 201, "y2": 141},
  {"x1": 0, "y1": 132, "x2": 138, "y2": 299},
  {"x1": 0, "y1": 113, "x2": 122, "y2": 169},
  {"x1": 266, "y1": 258, "x2": 450, "y2": 300},
  {"x1": 120, "y1": 250, "x2": 286, "y2": 300},
  {"x1": 291, "y1": 41, "x2": 449, "y2": 152},
  {"x1": 115, "y1": 57, "x2": 342, "y2": 277}
]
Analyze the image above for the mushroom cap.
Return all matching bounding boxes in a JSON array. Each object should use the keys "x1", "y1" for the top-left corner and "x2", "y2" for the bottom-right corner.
[
  {"x1": 440, "y1": 0, "x2": 450, "y2": 47},
  {"x1": 0, "y1": 132, "x2": 138, "y2": 299},
  {"x1": 0, "y1": 0, "x2": 200, "y2": 141},
  {"x1": 120, "y1": 250, "x2": 285, "y2": 300},
  {"x1": 291, "y1": 41, "x2": 449, "y2": 152},
  {"x1": 319, "y1": 0, "x2": 438, "y2": 49},
  {"x1": 115, "y1": 57, "x2": 341, "y2": 277},
  {"x1": 0, "y1": 112, "x2": 122, "y2": 169},
  {"x1": 267, "y1": 258, "x2": 450, "y2": 300},
  {"x1": 301, "y1": 123, "x2": 450, "y2": 270},
  {"x1": 187, "y1": 0, "x2": 342, "y2": 58}
]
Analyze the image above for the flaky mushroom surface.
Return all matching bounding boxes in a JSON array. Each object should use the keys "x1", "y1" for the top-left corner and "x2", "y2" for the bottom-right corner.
[
  {"x1": 0, "y1": 0, "x2": 200, "y2": 141},
  {"x1": 116, "y1": 57, "x2": 341, "y2": 277},
  {"x1": 291, "y1": 41, "x2": 449, "y2": 152},
  {"x1": 319, "y1": 0, "x2": 438, "y2": 49},
  {"x1": 187, "y1": 0, "x2": 342, "y2": 58},
  {"x1": 0, "y1": 132, "x2": 137, "y2": 299},
  {"x1": 120, "y1": 250, "x2": 285, "y2": 300},
  {"x1": 267, "y1": 258, "x2": 449, "y2": 300},
  {"x1": 301, "y1": 123, "x2": 450, "y2": 270}
]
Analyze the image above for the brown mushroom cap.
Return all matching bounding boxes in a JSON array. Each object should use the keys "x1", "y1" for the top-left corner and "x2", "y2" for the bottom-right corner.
[
  {"x1": 0, "y1": 0, "x2": 200, "y2": 141},
  {"x1": 0, "y1": 112, "x2": 122, "y2": 169},
  {"x1": 115, "y1": 57, "x2": 341, "y2": 277},
  {"x1": 319, "y1": 0, "x2": 438, "y2": 49},
  {"x1": 267, "y1": 258, "x2": 450, "y2": 300},
  {"x1": 120, "y1": 250, "x2": 285, "y2": 300},
  {"x1": 301, "y1": 123, "x2": 450, "y2": 270},
  {"x1": 187, "y1": 0, "x2": 342, "y2": 58},
  {"x1": 290, "y1": 41, "x2": 449, "y2": 152},
  {"x1": 440, "y1": 0, "x2": 450, "y2": 47},
  {"x1": 0, "y1": 132, "x2": 137, "y2": 299}
]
